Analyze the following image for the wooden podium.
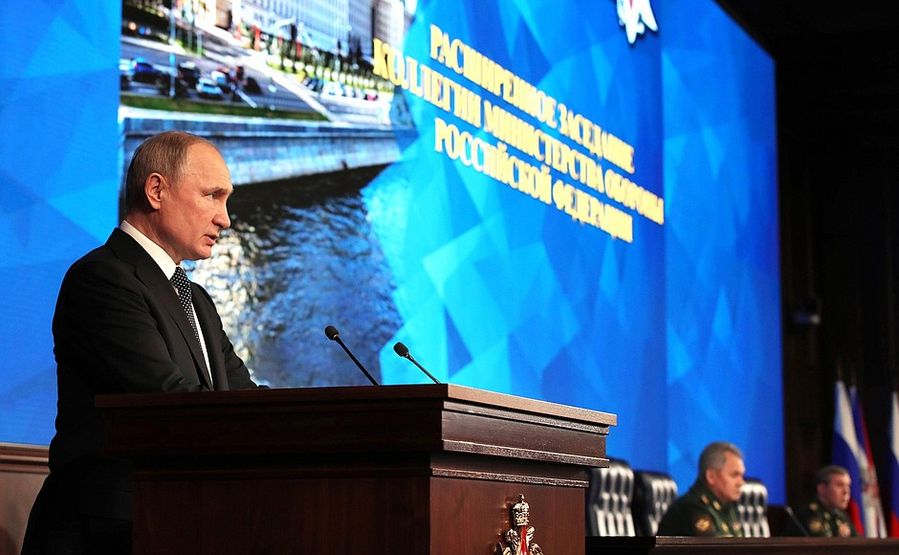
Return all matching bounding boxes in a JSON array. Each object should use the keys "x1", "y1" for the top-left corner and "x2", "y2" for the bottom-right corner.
[{"x1": 97, "y1": 384, "x2": 616, "y2": 555}]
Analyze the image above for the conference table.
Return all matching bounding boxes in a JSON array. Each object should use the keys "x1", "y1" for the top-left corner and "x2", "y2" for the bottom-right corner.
[{"x1": 587, "y1": 535, "x2": 899, "y2": 554}]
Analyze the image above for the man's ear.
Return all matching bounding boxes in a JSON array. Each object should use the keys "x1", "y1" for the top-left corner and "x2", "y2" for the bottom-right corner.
[{"x1": 144, "y1": 173, "x2": 165, "y2": 210}]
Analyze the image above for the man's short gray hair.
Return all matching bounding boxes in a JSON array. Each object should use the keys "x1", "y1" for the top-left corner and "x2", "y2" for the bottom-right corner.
[
  {"x1": 122, "y1": 131, "x2": 217, "y2": 214},
  {"x1": 816, "y1": 465, "x2": 849, "y2": 485},
  {"x1": 698, "y1": 441, "x2": 743, "y2": 478}
]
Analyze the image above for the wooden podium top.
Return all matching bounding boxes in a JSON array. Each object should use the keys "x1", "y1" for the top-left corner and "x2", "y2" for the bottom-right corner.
[
  {"x1": 97, "y1": 384, "x2": 616, "y2": 480},
  {"x1": 97, "y1": 383, "x2": 616, "y2": 425}
]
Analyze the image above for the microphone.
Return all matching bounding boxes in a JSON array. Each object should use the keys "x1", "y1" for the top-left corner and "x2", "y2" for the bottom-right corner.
[
  {"x1": 783, "y1": 505, "x2": 809, "y2": 536},
  {"x1": 324, "y1": 325, "x2": 379, "y2": 386},
  {"x1": 393, "y1": 342, "x2": 440, "y2": 384}
]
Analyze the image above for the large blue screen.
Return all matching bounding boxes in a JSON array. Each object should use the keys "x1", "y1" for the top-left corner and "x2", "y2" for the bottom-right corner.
[{"x1": 0, "y1": 0, "x2": 782, "y2": 501}]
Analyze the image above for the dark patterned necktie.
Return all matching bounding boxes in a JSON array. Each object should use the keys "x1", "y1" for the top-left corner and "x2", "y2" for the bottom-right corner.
[{"x1": 170, "y1": 266, "x2": 201, "y2": 345}]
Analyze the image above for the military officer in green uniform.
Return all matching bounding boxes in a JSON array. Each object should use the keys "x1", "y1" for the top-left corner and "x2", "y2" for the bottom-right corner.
[
  {"x1": 787, "y1": 465, "x2": 858, "y2": 537},
  {"x1": 657, "y1": 442, "x2": 746, "y2": 536}
]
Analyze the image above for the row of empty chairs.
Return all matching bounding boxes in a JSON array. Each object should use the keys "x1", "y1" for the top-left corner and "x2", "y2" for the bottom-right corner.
[{"x1": 586, "y1": 459, "x2": 770, "y2": 537}]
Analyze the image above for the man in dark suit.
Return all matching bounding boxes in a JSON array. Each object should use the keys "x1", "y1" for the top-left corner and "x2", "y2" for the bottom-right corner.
[{"x1": 23, "y1": 131, "x2": 264, "y2": 553}]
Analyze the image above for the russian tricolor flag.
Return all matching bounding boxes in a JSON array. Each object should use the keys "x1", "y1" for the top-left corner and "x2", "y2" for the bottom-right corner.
[
  {"x1": 831, "y1": 380, "x2": 867, "y2": 535},
  {"x1": 889, "y1": 390, "x2": 899, "y2": 536}
]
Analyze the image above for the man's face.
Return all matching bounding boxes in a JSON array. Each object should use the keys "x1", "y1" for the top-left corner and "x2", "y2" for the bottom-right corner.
[
  {"x1": 818, "y1": 472, "x2": 851, "y2": 511},
  {"x1": 705, "y1": 451, "x2": 746, "y2": 504},
  {"x1": 154, "y1": 143, "x2": 233, "y2": 263}
]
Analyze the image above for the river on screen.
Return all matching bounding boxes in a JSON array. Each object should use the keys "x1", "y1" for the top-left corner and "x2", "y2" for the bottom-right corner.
[{"x1": 190, "y1": 165, "x2": 400, "y2": 387}]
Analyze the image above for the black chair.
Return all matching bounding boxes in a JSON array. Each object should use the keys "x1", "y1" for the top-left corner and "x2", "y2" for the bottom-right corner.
[
  {"x1": 737, "y1": 478, "x2": 771, "y2": 537},
  {"x1": 586, "y1": 459, "x2": 635, "y2": 536},
  {"x1": 631, "y1": 470, "x2": 678, "y2": 536}
]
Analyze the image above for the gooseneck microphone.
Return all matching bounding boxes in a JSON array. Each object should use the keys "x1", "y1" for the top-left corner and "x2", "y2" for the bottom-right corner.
[
  {"x1": 783, "y1": 505, "x2": 809, "y2": 536},
  {"x1": 324, "y1": 325, "x2": 379, "y2": 386},
  {"x1": 393, "y1": 342, "x2": 441, "y2": 384}
]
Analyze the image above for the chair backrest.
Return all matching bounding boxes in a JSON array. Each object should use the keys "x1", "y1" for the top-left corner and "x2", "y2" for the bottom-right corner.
[
  {"x1": 631, "y1": 470, "x2": 679, "y2": 536},
  {"x1": 737, "y1": 478, "x2": 771, "y2": 537},
  {"x1": 586, "y1": 459, "x2": 635, "y2": 536}
]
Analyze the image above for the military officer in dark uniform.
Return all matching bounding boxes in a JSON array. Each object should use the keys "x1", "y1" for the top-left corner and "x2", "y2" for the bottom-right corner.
[
  {"x1": 787, "y1": 465, "x2": 858, "y2": 537},
  {"x1": 657, "y1": 442, "x2": 746, "y2": 536}
]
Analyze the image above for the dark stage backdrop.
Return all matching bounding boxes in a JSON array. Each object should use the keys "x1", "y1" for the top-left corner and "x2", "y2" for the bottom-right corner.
[{"x1": 0, "y1": 0, "x2": 782, "y2": 501}]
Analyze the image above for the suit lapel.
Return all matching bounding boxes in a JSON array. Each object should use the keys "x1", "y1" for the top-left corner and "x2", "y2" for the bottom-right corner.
[
  {"x1": 192, "y1": 288, "x2": 229, "y2": 391},
  {"x1": 107, "y1": 229, "x2": 212, "y2": 388}
]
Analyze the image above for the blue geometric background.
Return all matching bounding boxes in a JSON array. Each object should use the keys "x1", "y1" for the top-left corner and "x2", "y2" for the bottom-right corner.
[
  {"x1": 0, "y1": 0, "x2": 783, "y2": 502},
  {"x1": 367, "y1": 0, "x2": 669, "y2": 470},
  {"x1": 366, "y1": 0, "x2": 783, "y2": 500},
  {"x1": 658, "y1": 0, "x2": 782, "y2": 499},
  {"x1": 0, "y1": 1, "x2": 120, "y2": 445}
]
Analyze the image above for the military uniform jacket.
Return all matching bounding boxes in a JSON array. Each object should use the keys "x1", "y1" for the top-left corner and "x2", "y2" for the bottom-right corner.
[
  {"x1": 657, "y1": 480, "x2": 743, "y2": 537},
  {"x1": 794, "y1": 500, "x2": 858, "y2": 537}
]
